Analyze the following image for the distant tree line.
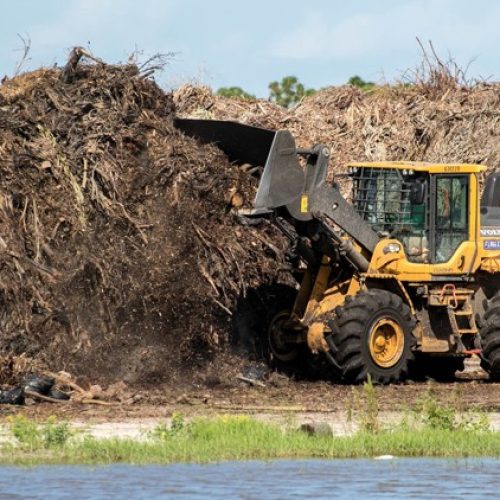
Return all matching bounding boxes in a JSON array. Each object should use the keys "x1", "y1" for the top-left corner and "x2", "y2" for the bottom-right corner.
[{"x1": 217, "y1": 75, "x2": 375, "y2": 108}]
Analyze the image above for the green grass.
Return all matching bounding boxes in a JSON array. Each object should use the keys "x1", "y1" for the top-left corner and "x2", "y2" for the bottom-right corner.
[
  {"x1": 0, "y1": 384, "x2": 495, "y2": 465},
  {"x1": 0, "y1": 414, "x2": 499, "y2": 466}
]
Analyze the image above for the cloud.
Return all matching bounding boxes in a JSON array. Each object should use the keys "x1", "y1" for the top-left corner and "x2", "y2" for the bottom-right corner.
[
  {"x1": 1, "y1": 0, "x2": 498, "y2": 91},
  {"x1": 270, "y1": 0, "x2": 500, "y2": 69},
  {"x1": 29, "y1": 0, "x2": 181, "y2": 61}
]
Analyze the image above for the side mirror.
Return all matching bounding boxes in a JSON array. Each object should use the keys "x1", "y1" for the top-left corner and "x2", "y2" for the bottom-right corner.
[{"x1": 410, "y1": 180, "x2": 426, "y2": 205}]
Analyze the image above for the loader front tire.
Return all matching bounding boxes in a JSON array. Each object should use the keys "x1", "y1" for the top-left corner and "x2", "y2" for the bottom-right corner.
[
  {"x1": 267, "y1": 309, "x2": 299, "y2": 366},
  {"x1": 259, "y1": 285, "x2": 330, "y2": 379},
  {"x1": 480, "y1": 293, "x2": 500, "y2": 381},
  {"x1": 326, "y1": 289, "x2": 416, "y2": 384},
  {"x1": 256, "y1": 285, "x2": 301, "y2": 374}
]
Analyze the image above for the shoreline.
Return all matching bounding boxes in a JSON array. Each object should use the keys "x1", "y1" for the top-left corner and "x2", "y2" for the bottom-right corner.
[
  {"x1": 0, "y1": 403, "x2": 499, "y2": 465},
  {"x1": 1, "y1": 422, "x2": 500, "y2": 465},
  {"x1": 2, "y1": 409, "x2": 500, "y2": 441},
  {"x1": 1, "y1": 376, "x2": 499, "y2": 465}
]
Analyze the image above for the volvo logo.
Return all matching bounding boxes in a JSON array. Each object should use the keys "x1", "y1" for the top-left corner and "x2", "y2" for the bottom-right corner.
[{"x1": 481, "y1": 229, "x2": 500, "y2": 237}]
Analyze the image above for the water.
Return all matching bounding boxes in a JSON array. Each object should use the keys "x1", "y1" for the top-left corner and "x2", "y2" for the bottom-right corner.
[{"x1": 0, "y1": 458, "x2": 498, "y2": 499}]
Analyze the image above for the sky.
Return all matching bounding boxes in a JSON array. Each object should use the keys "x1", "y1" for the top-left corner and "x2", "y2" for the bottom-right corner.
[{"x1": 0, "y1": 0, "x2": 498, "y2": 97}]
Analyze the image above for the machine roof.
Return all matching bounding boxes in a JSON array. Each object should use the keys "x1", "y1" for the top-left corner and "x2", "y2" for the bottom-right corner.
[{"x1": 347, "y1": 161, "x2": 486, "y2": 174}]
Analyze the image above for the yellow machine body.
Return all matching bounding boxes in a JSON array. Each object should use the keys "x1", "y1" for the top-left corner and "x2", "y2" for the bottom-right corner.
[
  {"x1": 174, "y1": 118, "x2": 500, "y2": 383},
  {"x1": 292, "y1": 162, "x2": 500, "y2": 375}
]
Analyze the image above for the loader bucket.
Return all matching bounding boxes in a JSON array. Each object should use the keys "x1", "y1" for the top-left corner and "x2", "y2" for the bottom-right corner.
[{"x1": 174, "y1": 119, "x2": 306, "y2": 214}]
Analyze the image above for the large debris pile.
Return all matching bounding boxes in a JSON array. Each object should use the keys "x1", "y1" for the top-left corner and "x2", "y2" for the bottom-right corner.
[
  {"x1": 174, "y1": 80, "x2": 500, "y2": 176},
  {"x1": 0, "y1": 53, "x2": 286, "y2": 386},
  {"x1": 1, "y1": 52, "x2": 498, "y2": 390}
]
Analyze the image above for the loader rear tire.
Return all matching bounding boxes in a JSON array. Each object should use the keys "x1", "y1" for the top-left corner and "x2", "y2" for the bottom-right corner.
[
  {"x1": 326, "y1": 289, "x2": 416, "y2": 384},
  {"x1": 480, "y1": 293, "x2": 500, "y2": 381}
]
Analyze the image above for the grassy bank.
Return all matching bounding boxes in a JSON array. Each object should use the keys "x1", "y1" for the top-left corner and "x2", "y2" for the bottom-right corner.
[
  {"x1": 1, "y1": 417, "x2": 499, "y2": 465},
  {"x1": 0, "y1": 383, "x2": 498, "y2": 465}
]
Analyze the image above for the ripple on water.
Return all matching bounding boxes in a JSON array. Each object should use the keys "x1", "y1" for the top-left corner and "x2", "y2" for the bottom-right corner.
[{"x1": 0, "y1": 458, "x2": 499, "y2": 499}]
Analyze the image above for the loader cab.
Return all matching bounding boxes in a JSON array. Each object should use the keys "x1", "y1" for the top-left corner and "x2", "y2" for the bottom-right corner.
[
  {"x1": 348, "y1": 165, "x2": 430, "y2": 263},
  {"x1": 348, "y1": 162, "x2": 482, "y2": 265}
]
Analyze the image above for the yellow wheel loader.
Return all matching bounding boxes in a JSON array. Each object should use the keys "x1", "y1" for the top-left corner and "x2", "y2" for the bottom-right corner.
[{"x1": 176, "y1": 119, "x2": 500, "y2": 384}]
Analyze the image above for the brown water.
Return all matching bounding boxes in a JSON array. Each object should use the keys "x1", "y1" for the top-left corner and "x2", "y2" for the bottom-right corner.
[{"x1": 0, "y1": 458, "x2": 498, "y2": 498}]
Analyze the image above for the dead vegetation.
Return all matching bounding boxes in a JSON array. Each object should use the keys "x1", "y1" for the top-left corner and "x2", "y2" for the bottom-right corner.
[
  {"x1": 175, "y1": 57, "x2": 500, "y2": 178},
  {"x1": 0, "y1": 49, "x2": 286, "y2": 388},
  {"x1": 0, "y1": 49, "x2": 498, "y2": 391}
]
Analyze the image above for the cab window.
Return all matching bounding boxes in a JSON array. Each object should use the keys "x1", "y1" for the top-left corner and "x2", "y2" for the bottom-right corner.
[{"x1": 435, "y1": 176, "x2": 468, "y2": 263}]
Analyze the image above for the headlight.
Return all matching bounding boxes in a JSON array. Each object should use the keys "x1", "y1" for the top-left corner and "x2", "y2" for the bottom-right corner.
[{"x1": 383, "y1": 243, "x2": 401, "y2": 254}]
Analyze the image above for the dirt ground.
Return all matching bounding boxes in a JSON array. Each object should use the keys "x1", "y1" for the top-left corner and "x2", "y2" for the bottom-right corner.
[
  {"x1": 3, "y1": 374, "x2": 500, "y2": 426},
  {"x1": 0, "y1": 356, "x2": 496, "y2": 425}
]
